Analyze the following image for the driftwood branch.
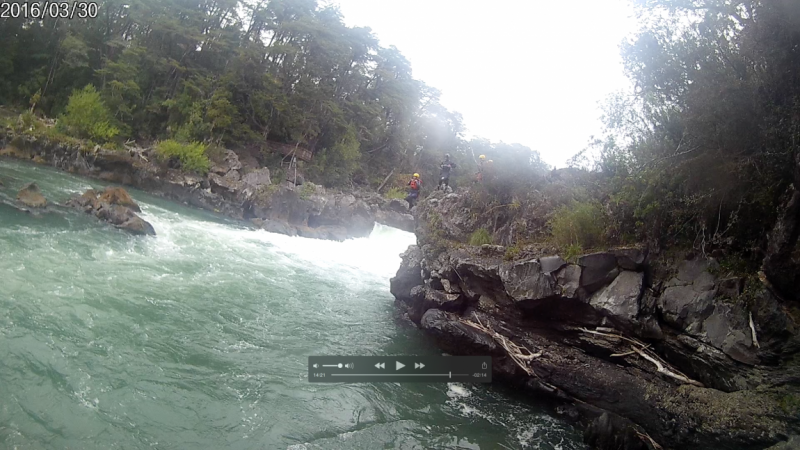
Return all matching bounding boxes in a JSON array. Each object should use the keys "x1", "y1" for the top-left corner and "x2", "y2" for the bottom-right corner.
[
  {"x1": 460, "y1": 315, "x2": 540, "y2": 377},
  {"x1": 579, "y1": 327, "x2": 704, "y2": 387},
  {"x1": 635, "y1": 430, "x2": 664, "y2": 450},
  {"x1": 630, "y1": 346, "x2": 704, "y2": 387},
  {"x1": 610, "y1": 348, "x2": 645, "y2": 358},
  {"x1": 749, "y1": 312, "x2": 760, "y2": 349}
]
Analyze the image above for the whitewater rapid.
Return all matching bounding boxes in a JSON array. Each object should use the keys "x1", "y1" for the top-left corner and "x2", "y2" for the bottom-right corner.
[{"x1": 0, "y1": 157, "x2": 585, "y2": 449}]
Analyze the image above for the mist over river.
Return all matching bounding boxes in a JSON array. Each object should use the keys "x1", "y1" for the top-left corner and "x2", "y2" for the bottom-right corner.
[{"x1": 0, "y1": 158, "x2": 584, "y2": 449}]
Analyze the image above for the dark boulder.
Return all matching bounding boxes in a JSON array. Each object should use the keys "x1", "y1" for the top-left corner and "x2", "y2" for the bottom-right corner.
[
  {"x1": 751, "y1": 287, "x2": 799, "y2": 363},
  {"x1": 242, "y1": 167, "x2": 271, "y2": 188},
  {"x1": 578, "y1": 252, "x2": 620, "y2": 293},
  {"x1": 540, "y1": 255, "x2": 567, "y2": 273},
  {"x1": 657, "y1": 259, "x2": 718, "y2": 334},
  {"x1": 555, "y1": 264, "x2": 582, "y2": 299},
  {"x1": 703, "y1": 303, "x2": 758, "y2": 365},
  {"x1": 421, "y1": 286, "x2": 464, "y2": 312},
  {"x1": 390, "y1": 245, "x2": 424, "y2": 303},
  {"x1": 251, "y1": 218, "x2": 296, "y2": 236},
  {"x1": 387, "y1": 198, "x2": 410, "y2": 213},
  {"x1": 420, "y1": 309, "x2": 500, "y2": 355},
  {"x1": 499, "y1": 260, "x2": 558, "y2": 307},
  {"x1": 583, "y1": 412, "x2": 647, "y2": 450},
  {"x1": 588, "y1": 271, "x2": 644, "y2": 328},
  {"x1": 609, "y1": 247, "x2": 647, "y2": 271},
  {"x1": 374, "y1": 208, "x2": 415, "y2": 233}
]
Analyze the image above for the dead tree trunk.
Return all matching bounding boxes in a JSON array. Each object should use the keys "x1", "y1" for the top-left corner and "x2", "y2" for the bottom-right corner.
[{"x1": 376, "y1": 168, "x2": 395, "y2": 193}]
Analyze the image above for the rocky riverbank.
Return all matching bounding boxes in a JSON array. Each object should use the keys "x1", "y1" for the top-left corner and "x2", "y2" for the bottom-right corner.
[
  {"x1": 391, "y1": 190, "x2": 800, "y2": 450},
  {"x1": 0, "y1": 132, "x2": 414, "y2": 240}
]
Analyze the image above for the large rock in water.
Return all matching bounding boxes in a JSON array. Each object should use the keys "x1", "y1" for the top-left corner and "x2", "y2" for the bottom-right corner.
[
  {"x1": 390, "y1": 245, "x2": 424, "y2": 302},
  {"x1": 16, "y1": 182, "x2": 47, "y2": 208},
  {"x1": 98, "y1": 186, "x2": 141, "y2": 212},
  {"x1": 66, "y1": 187, "x2": 155, "y2": 236}
]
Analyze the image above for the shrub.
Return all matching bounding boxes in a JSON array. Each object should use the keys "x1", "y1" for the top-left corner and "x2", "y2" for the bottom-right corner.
[
  {"x1": 563, "y1": 243, "x2": 583, "y2": 263},
  {"x1": 57, "y1": 85, "x2": 119, "y2": 142},
  {"x1": 504, "y1": 245, "x2": 521, "y2": 260},
  {"x1": 549, "y1": 200, "x2": 605, "y2": 250},
  {"x1": 469, "y1": 228, "x2": 493, "y2": 246},
  {"x1": 155, "y1": 140, "x2": 210, "y2": 174},
  {"x1": 299, "y1": 182, "x2": 316, "y2": 200},
  {"x1": 385, "y1": 187, "x2": 406, "y2": 200},
  {"x1": 16, "y1": 111, "x2": 37, "y2": 133}
]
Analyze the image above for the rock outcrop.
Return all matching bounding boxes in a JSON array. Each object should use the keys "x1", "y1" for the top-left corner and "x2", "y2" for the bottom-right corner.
[
  {"x1": 0, "y1": 133, "x2": 415, "y2": 240},
  {"x1": 66, "y1": 187, "x2": 155, "y2": 235},
  {"x1": 392, "y1": 190, "x2": 800, "y2": 450},
  {"x1": 16, "y1": 182, "x2": 47, "y2": 208}
]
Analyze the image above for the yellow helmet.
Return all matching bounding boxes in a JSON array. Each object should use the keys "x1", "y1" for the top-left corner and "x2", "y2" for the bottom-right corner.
[
  {"x1": 413, "y1": 173, "x2": 420, "y2": 178},
  {"x1": 479, "y1": 155, "x2": 486, "y2": 160}
]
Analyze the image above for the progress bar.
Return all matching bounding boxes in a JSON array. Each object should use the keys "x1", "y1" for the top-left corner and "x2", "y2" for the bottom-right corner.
[
  {"x1": 308, "y1": 356, "x2": 492, "y2": 383},
  {"x1": 332, "y1": 373, "x2": 468, "y2": 378}
]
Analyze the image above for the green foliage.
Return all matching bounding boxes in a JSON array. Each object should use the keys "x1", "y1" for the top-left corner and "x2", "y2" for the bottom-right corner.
[
  {"x1": 57, "y1": 85, "x2": 119, "y2": 142},
  {"x1": 299, "y1": 183, "x2": 316, "y2": 200},
  {"x1": 504, "y1": 245, "x2": 521, "y2": 261},
  {"x1": 15, "y1": 111, "x2": 37, "y2": 133},
  {"x1": 385, "y1": 187, "x2": 406, "y2": 200},
  {"x1": 307, "y1": 125, "x2": 361, "y2": 187},
  {"x1": 469, "y1": 228, "x2": 493, "y2": 246},
  {"x1": 710, "y1": 255, "x2": 755, "y2": 278},
  {"x1": 585, "y1": 0, "x2": 800, "y2": 250},
  {"x1": 779, "y1": 393, "x2": 800, "y2": 415},
  {"x1": 0, "y1": 0, "x2": 558, "y2": 191},
  {"x1": 563, "y1": 243, "x2": 583, "y2": 263},
  {"x1": 155, "y1": 140, "x2": 210, "y2": 174},
  {"x1": 549, "y1": 201, "x2": 605, "y2": 250}
]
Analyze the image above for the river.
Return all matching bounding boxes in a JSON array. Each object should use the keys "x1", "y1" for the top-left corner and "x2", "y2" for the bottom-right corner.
[{"x1": 0, "y1": 158, "x2": 584, "y2": 450}]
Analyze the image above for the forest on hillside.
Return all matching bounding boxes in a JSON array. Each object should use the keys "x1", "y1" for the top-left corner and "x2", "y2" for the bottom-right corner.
[
  {"x1": 0, "y1": 0, "x2": 546, "y2": 188},
  {"x1": 580, "y1": 0, "x2": 800, "y2": 260},
  {"x1": 445, "y1": 0, "x2": 800, "y2": 273}
]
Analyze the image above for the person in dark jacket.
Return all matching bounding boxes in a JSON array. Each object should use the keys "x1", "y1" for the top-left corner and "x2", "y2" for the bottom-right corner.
[
  {"x1": 438, "y1": 154, "x2": 457, "y2": 191},
  {"x1": 405, "y1": 173, "x2": 421, "y2": 208}
]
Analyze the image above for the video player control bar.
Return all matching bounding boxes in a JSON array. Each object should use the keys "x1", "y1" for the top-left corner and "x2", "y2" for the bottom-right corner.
[{"x1": 308, "y1": 356, "x2": 492, "y2": 383}]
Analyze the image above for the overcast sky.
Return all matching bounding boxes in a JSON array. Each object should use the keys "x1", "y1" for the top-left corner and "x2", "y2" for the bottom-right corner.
[{"x1": 332, "y1": 0, "x2": 638, "y2": 167}]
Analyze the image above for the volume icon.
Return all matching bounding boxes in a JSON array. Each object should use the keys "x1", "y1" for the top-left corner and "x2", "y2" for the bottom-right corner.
[{"x1": 345, "y1": 363, "x2": 354, "y2": 369}]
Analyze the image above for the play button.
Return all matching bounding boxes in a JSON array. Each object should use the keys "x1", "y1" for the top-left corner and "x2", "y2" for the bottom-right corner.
[{"x1": 395, "y1": 361, "x2": 405, "y2": 371}]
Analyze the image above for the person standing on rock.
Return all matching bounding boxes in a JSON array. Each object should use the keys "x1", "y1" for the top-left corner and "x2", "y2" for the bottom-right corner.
[
  {"x1": 475, "y1": 154, "x2": 486, "y2": 183},
  {"x1": 438, "y1": 154, "x2": 457, "y2": 192},
  {"x1": 405, "y1": 173, "x2": 421, "y2": 209}
]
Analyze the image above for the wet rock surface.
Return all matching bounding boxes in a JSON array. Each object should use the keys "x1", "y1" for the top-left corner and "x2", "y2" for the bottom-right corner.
[
  {"x1": 0, "y1": 133, "x2": 415, "y2": 240},
  {"x1": 391, "y1": 190, "x2": 800, "y2": 450},
  {"x1": 66, "y1": 186, "x2": 155, "y2": 235}
]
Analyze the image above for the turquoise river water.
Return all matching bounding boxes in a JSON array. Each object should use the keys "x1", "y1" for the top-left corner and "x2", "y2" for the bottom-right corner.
[{"x1": 0, "y1": 158, "x2": 584, "y2": 449}]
